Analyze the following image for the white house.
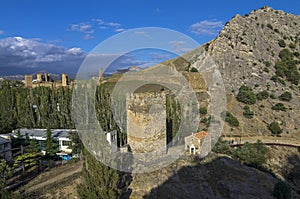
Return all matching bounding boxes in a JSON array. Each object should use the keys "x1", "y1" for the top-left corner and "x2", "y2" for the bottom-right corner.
[
  {"x1": 105, "y1": 130, "x2": 117, "y2": 152},
  {"x1": 12, "y1": 128, "x2": 75, "y2": 154},
  {"x1": 12, "y1": 128, "x2": 119, "y2": 155},
  {"x1": 0, "y1": 136, "x2": 12, "y2": 161}
]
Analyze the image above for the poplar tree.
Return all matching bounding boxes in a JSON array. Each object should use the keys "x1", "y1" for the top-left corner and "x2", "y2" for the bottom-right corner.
[{"x1": 77, "y1": 149, "x2": 122, "y2": 199}]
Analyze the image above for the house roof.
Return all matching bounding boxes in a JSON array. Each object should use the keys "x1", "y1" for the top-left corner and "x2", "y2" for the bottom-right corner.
[
  {"x1": 193, "y1": 131, "x2": 208, "y2": 140},
  {"x1": 12, "y1": 128, "x2": 76, "y2": 140}
]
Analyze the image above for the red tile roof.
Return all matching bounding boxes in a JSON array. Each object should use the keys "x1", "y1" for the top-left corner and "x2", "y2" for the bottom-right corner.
[{"x1": 194, "y1": 131, "x2": 208, "y2": 139}]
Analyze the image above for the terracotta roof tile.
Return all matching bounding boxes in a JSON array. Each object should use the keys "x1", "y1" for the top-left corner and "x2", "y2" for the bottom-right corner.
[{"x1": 194, "y1": 131, "x2": 208, "y2": 139}]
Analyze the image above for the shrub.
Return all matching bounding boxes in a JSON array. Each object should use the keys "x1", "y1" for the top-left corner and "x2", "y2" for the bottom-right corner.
[
  {"x1": 288, "y1": 42, "x2": 296, "y2": 49},
  {"x1": 273, "y1": 181, "x2": 291, "y2": 199},
  {"x1": 243, "y1": 109, "x2": 254, "y2": 118},
  {"x1": 256, "y1": 90, "x2": 269, "y2": 100},
  {"x1": 243, "y1": 106, "x2": 254, "y2": 114},
  {"x1": 204, "y1": 43, "x2": 210, "y2": 51},
  {"x1": 275, "y1": 62, "x2": 287, "y2": 77},
  {"x1": 279, "y1": 92, "x2": 292, "y2": 101},
  {"x1": 269, "y1": 121, "x2": 282, "y2": 135},
  {"x1": 236, "y1": 85, "x2": 257, "y2": 104},
  {"x1": 267, "y1": 23, "x2": 273, "y2": 30},
  {"x1": 293, "y1": 51, "x2": 300, "y2": 58},
  {"x1": 270, "y1": 93, "x2": 276, "y2": 99},
  {"x1": 199, "y1": 107, "x2": 207, "y2": 115},
  {"x1": 190, "y1": 67, "x2": 198, "y2": 72},
  {"x1": 212, "y1": 137, "x2": 233, "y2": 155},
  {"x1": 272, "y1": 103, "x2": 286, "y2": 111},
  {"x1": 274, "y1": 55, "x2": 299, "y2": 85},
  {"x1": 264, "y1": 61, "x2": 271, "y2": 67},
  {"x1": 279, "y1": 49, "x2": 293, "y2": 60},
  {"x1": 278, "y1": 39, "x2": 286, "y2": 47},
  {"x1": 233, "y1": 140, "x2": 268, "y2": 167},
  {"x1": 263, "y1": 67, "x2": 269, "y2": 73},
  {"x1": 221, "y1": 111, "x2": 239, "y2": 127}
]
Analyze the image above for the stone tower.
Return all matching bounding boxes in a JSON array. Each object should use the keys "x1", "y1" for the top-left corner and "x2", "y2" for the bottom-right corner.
[
  {"x1": 99, "y1": 67, "x2": 103, "y2": 81},
  {"x1": 127, "y1": 92, "x2": 167, "y2": 154},
  {"x1": 36, "y1": 73, "x2": 43, "y2": 83},
  {"x1": 24, "y1": 75, "x2": 32, "y2": 88},
  {"x1": 44, "y1": 73, "x2": 50, "y2": 82},
  {"x1": 62, "y1": 73, "x2": 68, "y2": 86}
]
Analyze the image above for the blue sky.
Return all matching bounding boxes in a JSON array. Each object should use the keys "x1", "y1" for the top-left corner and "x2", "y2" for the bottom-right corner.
[{"x1": 0, "y1": 0, "x2": 299, "y2": 75}]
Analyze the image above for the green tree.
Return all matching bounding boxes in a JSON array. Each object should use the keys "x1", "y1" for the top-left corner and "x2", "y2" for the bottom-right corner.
[
  {"x1": 77, "y1": 149, "x2": 123, "y2": 199},
  {"x1": 13, "y1": 153, "x2": 40, "y2": 172},
  {"x1": 278, "y1": 39, "x2": 286, "y2": 48},
  {"x1": 212, "y1": 137, "x2": 233, "y2": 155},
  {"x1": 279, "y1": 49, "x2": 293, "y2": 60},
  {"x1": 199, "y1": 107, "x2": 207, "y2": 115},
  {"x1": 45, "y1": 128, "x2": 59, "y2": 158},
  {"x1": 27, "y1": 139, "x2": 40, "y2": 153},
  {"x1": 0, "y1": 81, "x2": 17, "y2": 133},
  {"x1": 68, "y1": 131, "x2": 83, "y2": 155},
  {"x1": 279, "y1": 92, "x2": 292, "y2": 101},
  {"x1": 190, "y1": 67, "x2": 198, "y2": 72},
  {"x1": 0, "y1": 159, "x2": 12, "y2": 198},
  {"x1": 233, "y1": 140, "x2": 268, "y2": 167},
  {"x1": 256, "y1": 90, "x2": 269, "y2": 100},
  {"x1": 272, "y1": 103, "x2": 286, "y2": 111},
  {"x1": 243, "y1": 106, "x2": 254, "y2": 118},
  {"x1": 221, "y1": 111, "x2": 239, "y2": 127},
  {"x1": 236, "y1": 85, "x2": 256, "y2": 104},
  {"x1": 269, "y1": 121, "x2": 282, "y2": 135}
]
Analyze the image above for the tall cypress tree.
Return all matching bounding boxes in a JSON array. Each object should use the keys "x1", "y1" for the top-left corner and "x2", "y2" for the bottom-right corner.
[
  {"x1": 45, "y1": 128, "x2": 59, "y2": 158},
  {"x1": 77, "y1": 149, "x2": 123, "y2": 199}
]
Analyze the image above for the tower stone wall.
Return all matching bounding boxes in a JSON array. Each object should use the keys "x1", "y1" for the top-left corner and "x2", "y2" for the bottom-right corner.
[
  {"x1": 24, "y1": 75, "x2": 32, "y2": 88},
  {"x1": 127, "y1": 92, "x2": 167, "y2": 154},
  {"x1": 62, "y1": 73, "x2": 68, "y2": 86},
  {"x1": 36, "y1": 73, "x2": 43, "y2": 83}
]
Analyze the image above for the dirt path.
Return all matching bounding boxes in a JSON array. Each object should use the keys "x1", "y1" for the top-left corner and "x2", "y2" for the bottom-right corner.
[
  {"x1": 223, "y1": 134, "x2": 300, "y2": 147},
  {"x1": 26, "y1": 161, "x2": 83, "y2": 192}
]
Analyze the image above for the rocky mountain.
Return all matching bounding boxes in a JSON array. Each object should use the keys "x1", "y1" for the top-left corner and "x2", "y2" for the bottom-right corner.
[
  {"x1": 120, "y1": 6, "x2": 300, "y2": 199},
  {"x1": 168, "y1": 6, "x2": 300, "y2": 137}
]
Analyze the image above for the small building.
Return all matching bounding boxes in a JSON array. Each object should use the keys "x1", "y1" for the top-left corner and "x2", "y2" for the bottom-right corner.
[
  {"x1": 0, "y1": 136, "x2": 12, "y2": 161},
  {"x1": 184, "y1": 131, "x2": 208, "y2": 155},
  {"x1": 105, "y1": 130, "x2": 117, "y2": 152},
  {"x1": 12, "y1": 128, "x2": 75, "y2": 154}
]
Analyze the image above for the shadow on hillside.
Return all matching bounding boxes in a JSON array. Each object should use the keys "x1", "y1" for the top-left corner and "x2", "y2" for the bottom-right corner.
[
  {"x1": 6, "y1": 161, "x2": 51, "y2": 191},
  {"x1": 284, "y1": 148, "x2": 300, "y2": 196},
  {"x1": 143, "y1": 155, "x2": 280, "y2": 199}
]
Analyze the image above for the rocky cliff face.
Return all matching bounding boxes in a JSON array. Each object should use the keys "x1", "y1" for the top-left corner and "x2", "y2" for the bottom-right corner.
[
  {"x1": 171, "y1": 6, "x2": 300, "y2": 136},
  {"x1": 209, "y1": 6, "x2": 300, "y2": 91}
]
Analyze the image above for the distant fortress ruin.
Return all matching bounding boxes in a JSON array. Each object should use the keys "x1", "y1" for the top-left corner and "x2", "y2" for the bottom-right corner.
[{"x1": 24, "y1": 73, "x2": 69, "y2": 88}]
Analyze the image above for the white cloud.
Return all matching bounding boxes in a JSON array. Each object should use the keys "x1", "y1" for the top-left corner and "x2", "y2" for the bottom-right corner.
[
  {"x1": 168, "y1": 40, "x2": 192, "y2": 54},
  {"x1": 106, "y1": 22, "x2": 121, "y2": 28},
  {"x1": 190, "y1": 20, "x2": 223, "y2": 36},
  {"x1": 0, "y1": 30, "x2": 4, "y2": 35},
  {"x1": 92, "y1": 18, "x2": 104, "y2": 25},
  {"x1": 83, "y1": 34, "x2": 94, "y2": 40},
  {"x1": 149, "y1": 52, "x2": 172, "y2": 61},
  {"x1": 0, "y1": 37, "x2": 86, "y2": 75},
  {"x1": 69, "y1": 19, "x2": 125, "y2": 39},
  {"x1": 69, "y1": 22, "x2": 95, "y2": 39},
  {"x1": 114, "y1": 28, "x2": 126, "y2": 33},
  {"x1": 70, "y1": 23, "x2": 94, "y2": 33}
]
